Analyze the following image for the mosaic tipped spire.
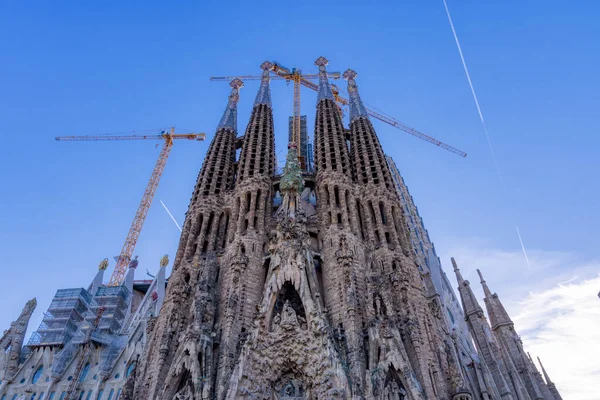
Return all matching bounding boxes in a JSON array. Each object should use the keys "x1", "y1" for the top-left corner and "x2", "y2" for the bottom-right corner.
[
  {"x1": 217, "y1": 78, "x2": 244, "y2": 131},
  {"x1": 343, "y1": 69, "x2": 369, "y2": 122},
  {"x1": 315, "y1": 56, "x2": 334, "y2": 102},
  {"x1": 254, "y1": 61, "x2": 273, "y2": 108}
]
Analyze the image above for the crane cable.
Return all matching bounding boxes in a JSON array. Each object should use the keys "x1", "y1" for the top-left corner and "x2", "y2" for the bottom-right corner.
[{"x1": 441, "y1": 0, "x2": 531, "y2": 269}]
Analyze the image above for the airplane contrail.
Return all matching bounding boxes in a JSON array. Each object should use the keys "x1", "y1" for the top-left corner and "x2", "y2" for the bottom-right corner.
[
  {"x1": 442, "y1": 0, "x2": 531, "y2": 268},
  {"x1": 160, "y1": 200, "x2": 182, "y2": 232}
]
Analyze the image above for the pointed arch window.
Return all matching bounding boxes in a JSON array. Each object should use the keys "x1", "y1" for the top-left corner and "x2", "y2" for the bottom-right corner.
[
  {"x1": 126, "y1": 362, "x2": 136, "y2": 378},
  {"x1": 79, "y1": 363, "x2": 90, "y2": 382},
  {"x1": 32, "y1": 365, "x2": 44, "y2": 384}
]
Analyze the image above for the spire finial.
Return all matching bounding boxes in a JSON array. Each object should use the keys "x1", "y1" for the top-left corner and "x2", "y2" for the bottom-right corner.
[
  {"x1": 254, "y1": 61, "x2": 273, "y2": 108},
  {"x1": 99, "y1": 258, "x2": 109, "y2": 271},
  {"x1": 315, "y1": 56, "x2": 334, "y2": 102},
  {"x1": 160, "y1": 254, "x2": 169, "y2": 268},
  {"x1": 343, "y1": 68, "x2": 369, "y2": 122},
  {"x1": 217, "y1": 78, "x2": 244, "y2": 131}
]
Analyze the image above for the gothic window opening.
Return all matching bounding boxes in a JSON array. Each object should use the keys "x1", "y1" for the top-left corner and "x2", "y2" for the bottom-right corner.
[
  {"x1": 356, "y1": 200, "x2": 365, "y2": 240},
  {"x1": 334, "y1": 186, "x2": 340, "y2": 206},
  {"x1": 172, "y1": 368, "x2": 194, "y2": 400},
  {"x1": 270, "y1": 282, "x2": 307, "y2": 331},
  {"x1": 32, "y1": 365, "x2": 43, "y2": 384},
  {"x1": 245, "y1": 192, "x2": 252, "y2": 212},
  {"x1": 369, "y1": 201, "x2": 377, "y2": 225},
  {"x1": 255, "y1": 189, "x2": 262, "y2": 211},
  {"x1": 79, "y1": 363, "x2": 90, "y2": 382},
  {"x1": 379, "y1": 202, "x2": 387, "y2": 225}
]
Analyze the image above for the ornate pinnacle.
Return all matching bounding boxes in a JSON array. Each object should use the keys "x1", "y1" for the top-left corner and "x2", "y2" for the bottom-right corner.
[
  {"x1": 129, "y1": 255, "x2": 139, "y2": 269},
  {"x1": 344, "y1": 68, "x2": 369, "y2": 122},
  {"x1": 218, "y1": 79, "x2": 244, "y2": 131},
  {"x1": 254, "y1": 62, "x2": 272, "y2": 108},
  {"x1": 260, "y1": 61, "x2": 273, "y2": 72},
  {"x1": 99, "y1": 258, "x2": 109, "y2": 271},
  {"x1": 342, "y1": 68, "x2": 358, "y2": 81},
  {"x1": 230, "y1": 78, "x2": 244, "y2": 90},
  {"x1": 160, "y1": 254, "x2": 169, "y2": 268},
  {"x1": 315, "y1": 56, "x2": 334, "y2": 102},
  {"x1": 314, "y1": 56, "x2": 329, "y2": 67}
]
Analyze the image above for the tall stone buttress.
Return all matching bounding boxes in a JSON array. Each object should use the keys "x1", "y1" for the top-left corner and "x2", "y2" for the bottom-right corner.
[{"x1": 133, "y1": 79, "x2": 243, "y2": 399}]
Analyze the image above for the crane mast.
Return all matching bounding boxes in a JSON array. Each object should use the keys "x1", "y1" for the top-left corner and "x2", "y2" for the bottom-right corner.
[
  {"x1": 108, "y1": 134, "x2": 172, "y2": 286},
  {"x1": 56, "y1": 128, "x2": 206, "y2": 286}
]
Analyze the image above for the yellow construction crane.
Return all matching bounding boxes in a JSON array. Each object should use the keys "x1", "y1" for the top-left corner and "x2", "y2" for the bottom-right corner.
[
  {"x1": 211, "y1": 61, "x2": 466, "y2": 158},
  {"x1": 56, "y1": 128, "x2": 206, "y2": 286},
  {"x1": 211, "y1": 65, "x2": 341, "y2": 168}
]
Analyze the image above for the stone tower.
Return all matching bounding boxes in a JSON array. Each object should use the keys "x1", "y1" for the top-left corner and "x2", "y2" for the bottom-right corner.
[
  {"x1": 130, "y1": 57, "x2": 562, "y2": 399},
  {"x1": 0, "y1": 298, "x2": 36, "y2": 385}
]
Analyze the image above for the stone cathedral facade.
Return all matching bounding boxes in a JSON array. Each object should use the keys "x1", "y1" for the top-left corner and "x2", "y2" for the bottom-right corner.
[
  {"x1": 127, "y1": 57, "x2": 562, "y2": 400},
  {"x1": 0, "y1": 57, "x2": 562, "y2": 400}
]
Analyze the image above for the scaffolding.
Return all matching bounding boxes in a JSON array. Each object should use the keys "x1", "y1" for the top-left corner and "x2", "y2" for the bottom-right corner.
[{"x1": 28, "y1": 288, "x2": 93, "y2": 347}]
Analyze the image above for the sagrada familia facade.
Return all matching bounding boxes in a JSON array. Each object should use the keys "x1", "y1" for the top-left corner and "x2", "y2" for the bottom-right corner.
[{"x1": 0, "y1": 57, "x2": 562, "y2": 400}]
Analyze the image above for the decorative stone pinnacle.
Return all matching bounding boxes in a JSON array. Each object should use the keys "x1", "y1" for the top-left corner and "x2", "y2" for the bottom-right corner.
[
  {"x1": 314, "y1": 56, "x2": 329, "y2": 67},
  {"x1": 160, "y1": 254, "x2": 169, "y2": 268},
  {"x1": 230, "y1": 78, "x2": 244, "y2": 90},
  {"x1": 260, "y1": 61, "x2": 273, "y2": 71},
  {"x1": 129, "y1": 255, "x2": 139, "y2": 269},
  {"x1": 342, "y1": 69, "x2": 358, "y2": 80},
  {"x1": 99, "y1": 258, "x2": 109, "y2": 271}
]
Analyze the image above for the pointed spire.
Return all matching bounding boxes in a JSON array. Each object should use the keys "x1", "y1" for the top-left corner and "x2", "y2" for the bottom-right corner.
[
  {"x1": 2, "y1": 298, "x2": 37, "y2": 380},
  {"x1": 124, "y1": 255, "x2": 138, "y2": 292},
  {"x1": 315, "y1": 56, "x2": 334, "y2": 102},
  {"x1": 89, "y1": 258, "x2": 108, "y2": 295},
  {"x1": 254, "y1": 61, "x2": 273, "y2": 108},
  {"x1": 343, "y1": 69, "x2": 369, "y2": 122},
  {"x1": 217, "y1": 78, "x2": 244, "y2": 131},
  {"x1": 537, "y1": 357, "x2": 553, "y2": 384},
  {"x1": 452, "y1": 257, "x2": 464, "y2": 284},
  {"x1": 478, "y1": 268, "x2": 513, "y2": 329},
  {"x1": 452, "y1": 257, "x2": 484, "y2": 317},
  {"x1": 477, "y1": 269, "x2": 493, "y2": 298},
  {"x1": 538, "y1": 356, "x2": 563, "y2": 399}
]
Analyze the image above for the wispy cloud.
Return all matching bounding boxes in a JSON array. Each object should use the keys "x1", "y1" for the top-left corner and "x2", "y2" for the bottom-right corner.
[
  {"x1": 440, "y1": 240, "x2": 600, "y2": 400},
  {"x1": 514, "y1": 276, "x2": 600, "y2": 400}
]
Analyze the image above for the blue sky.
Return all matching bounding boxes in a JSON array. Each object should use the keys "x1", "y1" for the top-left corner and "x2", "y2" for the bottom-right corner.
[{"x1": 1, "y1": 1, "x2": 598, "y2": 397}]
